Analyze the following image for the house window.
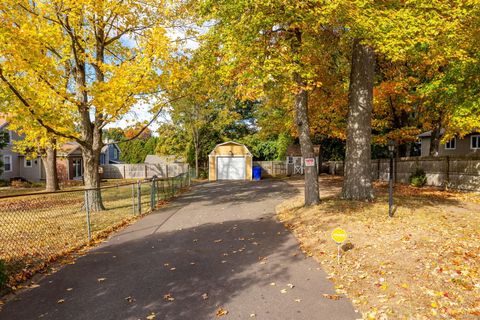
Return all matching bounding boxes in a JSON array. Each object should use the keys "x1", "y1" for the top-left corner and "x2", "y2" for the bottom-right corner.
[
  {"x1": 445, "y1": 138, "x2": 456, "y2": 150},
  {"x1": 3, "y1": 155, "x2": 12, "y2": 172},
  {"x1": 287, "y1": 156, "x2": 293, "y2": 164},
  {"x1": 113, "y1": 147, "x2": 119, "y2": 159},
  {"x1": 100, "y1": 154, "x2": 105, "y2": 165},
  {"x1": 24, "y1": 158, "x2": 32, "y2": 167},
  {"x1": 471, "y1": 135, "x2": 480, "y2": 150},
  {"x1": 73, "y1": 159, "x2": 82, "y2": 178}
]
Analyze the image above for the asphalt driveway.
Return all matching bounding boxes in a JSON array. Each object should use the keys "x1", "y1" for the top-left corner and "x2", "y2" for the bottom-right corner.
[{"x1": 0, "y1": 180, "x2": 358, "y2": 320}]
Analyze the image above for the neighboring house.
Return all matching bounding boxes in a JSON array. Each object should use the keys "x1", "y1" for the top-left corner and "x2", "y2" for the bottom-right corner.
[
  {"x1": 0, "y1": 118, "x2": 46, "y2": 182},
  {"x1": 285, "y1": 144, "x2": 321, "y2": 175},
  {"x1": 57, "y1": 141, "x2": 122, "y2": 180},
  {"x1": 0, "y1": 117, "x2": 122, "y2": 182},
  {"x1": 418, "y1": 130, "x2": 480, "y2": 157},
  {"x1": 100, "y1": 140, "x2": 122, "y2": 165}
]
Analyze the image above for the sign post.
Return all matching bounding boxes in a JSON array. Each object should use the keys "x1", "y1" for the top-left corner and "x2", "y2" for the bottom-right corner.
[{"x1": 331, "y1": 228, "x2": 348, "y2": 264}]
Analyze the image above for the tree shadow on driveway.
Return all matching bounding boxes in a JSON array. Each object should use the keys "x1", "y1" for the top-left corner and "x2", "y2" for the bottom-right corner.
[
  {"x1": 0, "y1": 217, "x2": 346, "y2": 320},
  {"x1": 177, "y1": 180, "x2": 297, "y2": 207}
]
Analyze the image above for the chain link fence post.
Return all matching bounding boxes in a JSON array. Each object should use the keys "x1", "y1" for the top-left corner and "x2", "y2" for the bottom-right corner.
[
  {"x1": 84, "y1": 190, "x2": 92, "y2": 241},
  {"x1": 150, "y1": 178, "x2": 156, "y2": 210},
  {"x1": 137, "y1": 180, "x2": 142, "y2": 215},
  {"x1": 131, "y1": 183, "x2": 136, "y2": 214}
]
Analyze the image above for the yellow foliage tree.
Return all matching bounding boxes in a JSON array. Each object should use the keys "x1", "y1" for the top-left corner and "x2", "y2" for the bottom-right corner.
[{"x1": 0, "y1": 0, "x2": 179, "y2": 209}]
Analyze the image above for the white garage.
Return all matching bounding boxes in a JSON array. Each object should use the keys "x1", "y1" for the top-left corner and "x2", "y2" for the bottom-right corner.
[
  {"x1": 208, "y1": 141, "x2": 253, "y2": 181},
  {"x1": 217, "y1": 157, "x2": 246, "y2": 180}
]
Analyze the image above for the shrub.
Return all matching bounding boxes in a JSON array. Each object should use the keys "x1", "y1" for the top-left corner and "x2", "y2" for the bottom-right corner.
[
  {"x1": 10, "y1": 179, "x2": 31, "y2": 188},
  {"x1": 409, "y1": 168, "x2": 427, "y2": 187},
  {"x1": 198, "y1": 169, "x2": 208, "y2": 180},
  {"x1": 0, "y1": 260, "x2": 7, "y2": 289}
]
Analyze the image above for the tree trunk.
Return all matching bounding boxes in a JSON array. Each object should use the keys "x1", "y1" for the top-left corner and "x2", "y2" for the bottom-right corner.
[
  {"x1": 295, "y1": 84, "x2": 320, "y2": 206},
  {"x1": 342, "y1": 39, "x2": 375, "y2": 200},
  {"x1": 291, "y1": 28, "x2": 320, "y2": 206},
  {"x1": 429, "y1": 126, "x2": 441, "y2": 156},
  {"x1": 195, "y1": 149, "x2": 199, "y2": 179},
  {"x1": 192, "y1": 126, "x2": 200, "y2": 179},
  {"x1": 82, "y1": 138, "x2": 105, "y2": 211},
  {"x1": 44, "y1": 145, "x2": 59, "y2": 192}
]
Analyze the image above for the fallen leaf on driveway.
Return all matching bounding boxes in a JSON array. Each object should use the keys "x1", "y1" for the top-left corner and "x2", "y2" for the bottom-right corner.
[
  {"x1": 125, "y1": 296, "x2": 135, "y2": 303},
  {"x1": 201, "y1": 293, "x2": 209, "y2": 300},
  {"x1": 214, "y1": 239, "x2": 223, "y2": 243},
  {"x1": 322, "y1": 294, "x2": 342, "y2": 300},
  {"x1": 287, "y1": 283, "x2": 295, "y2": 289},
  {"x1": 250, "y1": 313, "x2": 256, "y2": 317},
  {"x1": 216, "y1": 308, "x2": 228, "y2": 317},
  {"x1": 66, "y1": 288, "x2": 73, "y2": 291},
  {"x1": 280, "y1": 289, "x2": 287, "y2": 293},
  {"x1": 163, "y1": 293, "x2": 175, "y2": 302},
  {"x1": 146, "y1": 312, "x2": 156, "y2": 319},
  {"x1": 97, "y1": 278, "x2": 106, "y2": 282},
  {"x1": 294, "y1": 299, "x2": 302, "y2": 302},
  {"x1": 57, "y1": 299, "x2": 65, "y2": 304}
]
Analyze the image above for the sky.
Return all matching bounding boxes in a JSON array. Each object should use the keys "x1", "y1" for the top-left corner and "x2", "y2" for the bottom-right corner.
[{"x1": 105, "y1": 24, "x2": 202, "y2": 135}]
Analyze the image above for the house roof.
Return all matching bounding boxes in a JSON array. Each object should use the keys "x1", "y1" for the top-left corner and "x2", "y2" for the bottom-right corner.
[
  {"x1": 0, "y1": 117, "x2": 8, "y2": 130},
  {"x1": 58, "y1": 142, "x2": 82, "y2": 156},
  {"x1": 418, "y1": 129, "x2": 446, "y2": 138},
  {"x1": 101, "y1": 143, "x2": 119, "y2": 153},
  {"x1": 286, "y1": 144, "x2": 321, "y2": 157},
  {"x1": 209, "y1": 141, "x2": 252, "y2": 156}
]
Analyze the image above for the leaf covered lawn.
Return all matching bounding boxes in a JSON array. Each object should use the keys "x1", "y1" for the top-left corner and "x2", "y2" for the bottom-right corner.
[{"x1": 277, "y1": 176, "x2": 480, "y2": 319}]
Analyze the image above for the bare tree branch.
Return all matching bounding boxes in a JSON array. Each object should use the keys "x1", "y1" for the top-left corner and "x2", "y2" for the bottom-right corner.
[{"x1": 105, "y1": 95, "x2": 187, "y2": 145}]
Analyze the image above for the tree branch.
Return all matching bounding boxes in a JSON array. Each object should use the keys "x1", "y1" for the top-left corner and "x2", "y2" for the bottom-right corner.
[
  {"x1": 105, "y1": 95, "x2": 187, "y2": 145},
  {"x1": 0, "y1": 67, "x2": 83, "y2": 144}
]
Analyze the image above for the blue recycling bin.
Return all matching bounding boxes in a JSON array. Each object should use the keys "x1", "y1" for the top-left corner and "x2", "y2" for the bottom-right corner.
[{"x1": 253, "y1": 166, "x2": 262, "y2": 181}]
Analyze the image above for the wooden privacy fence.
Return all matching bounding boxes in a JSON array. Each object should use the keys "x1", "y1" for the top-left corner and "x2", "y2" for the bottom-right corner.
[
  {"x1": 101, "y1": 163, "x2": 189, "y2": 179},
  {"x1": 253, "y1": 161, "x2": 287, "y2": 177},
  {"x1": 323, "y1": 156, "x2": 480, "y2": 191}
]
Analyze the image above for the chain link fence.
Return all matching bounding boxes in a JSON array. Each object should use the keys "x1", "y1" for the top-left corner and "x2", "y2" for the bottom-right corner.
[{"x1": 0, "y1": 172, "x2": 191, "y2": 289}]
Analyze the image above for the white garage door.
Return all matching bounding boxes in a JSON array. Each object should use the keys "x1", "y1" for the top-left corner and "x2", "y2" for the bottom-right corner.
[{"x1": 217, "y1": 157, "x2": 245, "y2": 180}]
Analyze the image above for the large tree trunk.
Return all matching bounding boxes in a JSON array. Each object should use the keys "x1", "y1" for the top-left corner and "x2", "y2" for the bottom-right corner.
[
  {"x1": 342, "y1": 39, "x2": 375, "y2": 200},
  {"x1": 81, "y1": 131, "x2": 105, "y2": 211},
  {"x1": 44, "y1": 145, "x2": 59, "y2": 192},
  {"x1": 292, "y1": 28, "x2": 320, "y2": 206}
]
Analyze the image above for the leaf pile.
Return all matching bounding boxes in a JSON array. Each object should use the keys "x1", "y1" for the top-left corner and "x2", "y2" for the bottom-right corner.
[{"x1": 278, "y1": 177, "x2": 480, "y2": 319}]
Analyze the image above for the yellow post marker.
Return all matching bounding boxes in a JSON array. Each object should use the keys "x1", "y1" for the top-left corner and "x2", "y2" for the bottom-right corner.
[
  {"x1": 331, "y1": 228, "x2": 347, "y2": 244},
  {"x1": 331, "y1": 228, "x2": 347, "y2": 263}
]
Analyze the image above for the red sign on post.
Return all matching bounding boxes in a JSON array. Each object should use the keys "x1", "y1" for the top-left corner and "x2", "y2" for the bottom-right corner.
[{"x1": 304, "y1": 158, "x2": 315, "y2": 167}]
